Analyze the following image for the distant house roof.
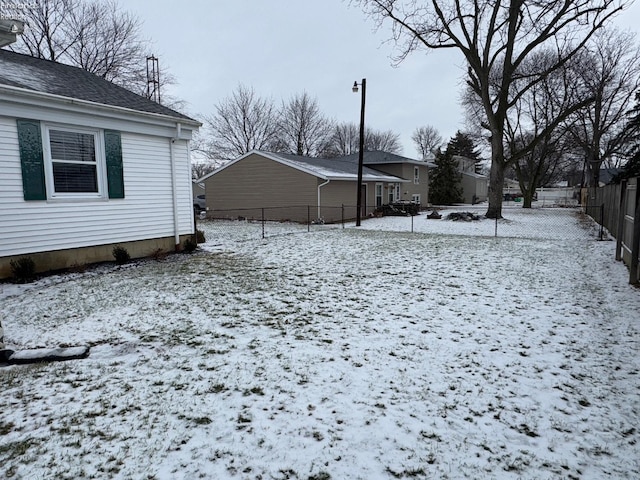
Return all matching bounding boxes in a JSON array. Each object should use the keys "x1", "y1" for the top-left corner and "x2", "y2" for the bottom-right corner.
[
  {"x1": 340, "y1": 150, "x2": 436, "y2": 168},
  {"x1": 599, "y1": 168, "x2": 623, "y2": 185},
  {"x1": 198, "y1": 150, "x2": 409, "y2": 183},
  {"x1": 0, "y1": 49, "x2": 197, "y2": 123}
]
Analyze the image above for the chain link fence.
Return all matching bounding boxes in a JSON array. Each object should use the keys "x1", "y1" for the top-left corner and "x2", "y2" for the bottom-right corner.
[{"x1": 196, "y1": 204, "x2": 602, "y2": 245}]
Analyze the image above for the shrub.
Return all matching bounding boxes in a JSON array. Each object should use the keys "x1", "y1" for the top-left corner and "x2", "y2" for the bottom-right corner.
[
  {"x1": 183, "y1": 238, "x2": 197, "y2": 253},
  {"x1": 10, "y1": 257, "x2": 36, "y2": 283},
  {"x1": 150, "y1": 248, "x2": 167, "y2": 261},
  {"x1": 112, "y1": 245, "x2": 130, "y2": 264},
  {"x1": 196, "y1": 229, "x2": 206, "y2": 243}
]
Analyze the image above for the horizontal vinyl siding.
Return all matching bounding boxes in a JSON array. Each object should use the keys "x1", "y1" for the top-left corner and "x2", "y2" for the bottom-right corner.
[
  {"x1": 0, "y1": 114, "x2": 193, "y2": 258},
  {"x1": 371, "y1": 163, "x2": 430, "y2": 203},
  {"x1": 207, "y1": 153, "x2": 318, "y2": 211},
  {"x1": 324, "y1": 181, "x2": 359, "y2": 207}
]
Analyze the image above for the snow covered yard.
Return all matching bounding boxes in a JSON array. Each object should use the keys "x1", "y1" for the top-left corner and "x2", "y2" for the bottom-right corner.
[{"x1": 1, "y1": 208, "x2": 639, "y2": 479}]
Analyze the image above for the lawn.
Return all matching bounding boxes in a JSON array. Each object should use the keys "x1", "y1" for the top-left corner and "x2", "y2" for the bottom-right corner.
[{"x1": 1, "y1": 208, "x2": 639, "y2": 479}]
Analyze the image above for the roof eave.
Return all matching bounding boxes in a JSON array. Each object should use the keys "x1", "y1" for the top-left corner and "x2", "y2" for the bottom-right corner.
[{"x1": 0, "y1": 83, "x2": 202, "y2": 128}]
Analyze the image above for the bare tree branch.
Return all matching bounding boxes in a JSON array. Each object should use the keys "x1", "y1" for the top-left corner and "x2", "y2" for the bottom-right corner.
[
  {"x1": 356, "y1": 0, "x2": 628, "y2": 217},
  {"x1": 200, "y1": 85, "x2": 280, "y2": 161},
  {"x1": 275, "y1": 92, "x2": 335, "y2": 156}
]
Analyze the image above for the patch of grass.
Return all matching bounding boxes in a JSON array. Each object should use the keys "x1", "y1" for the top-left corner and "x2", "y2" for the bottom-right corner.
[
  {"x1": 237, "y1": 413, "x2": 252, "y2": 424},
  {"x1": 243, "y1": 386, "x2": 265, "y2": 396},
  {"x1": 193, "y1": 416, "x2": 212, "y2": 425},
  {"x1": 0, "y1": 438, "x2": 39, "y2": 459},
  {"x1": 308, "y1": 472, "x2": 331, "y2": 480},
  {"x1": 208, "y1": 383, "x2": 228, "y2": 393},
  {"x1": 10, "y1": 256, "x2": 36, "y2": 283},
  {"x1": 386, "y1": 466, "x2": 426, "y2": 478},
  {"x1": 0, "y1": 420, "x2": 16, "y2": 435}
]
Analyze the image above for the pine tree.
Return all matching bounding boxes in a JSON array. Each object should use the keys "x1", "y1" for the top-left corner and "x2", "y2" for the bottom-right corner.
[
  {"x1": 447, "y1": 131, "x2": 483, "y2": 173},
  {"x1": 429, "y1": 147, "x2": 463, "y2": 205}
]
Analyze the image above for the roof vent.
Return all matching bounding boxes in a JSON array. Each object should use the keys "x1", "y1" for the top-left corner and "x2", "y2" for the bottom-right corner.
[{"x1": 0, "y1": 19, "x2": 25, "y2": 47}]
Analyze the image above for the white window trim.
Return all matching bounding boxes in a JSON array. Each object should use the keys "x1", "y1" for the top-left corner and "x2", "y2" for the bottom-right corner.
[
  {"x1": 42, "y1": 123, "x2": 108, "y2": 201},
  {"x1": 412, "y1": 194, "x2": 421, "y2": 204},
  {"x1": 414, "y1": 166, "x2": 419, "y2": 184},
  {"x1": 375, "y1": 183, "x2": 383, "y2": 206}
]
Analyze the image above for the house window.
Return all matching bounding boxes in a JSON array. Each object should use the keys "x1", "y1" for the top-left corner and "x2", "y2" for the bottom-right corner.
[
  {"x1": 17, "y1": 118, "x2": 124, "y2": 201},
  {"x1": 412, "y1": 194, "x2": 421, "y2": 204},
  {"x1": 388, "y1": 183, "x2": 394, "y2": 203},
  {"x1": 414, "y1": 166, "x2": 419, "y2": 184},
  {"x1": 47, "y1": 128, "x2": 100, "y2": 194},
  {"x1": 395, "y1": 183, "x2": 400, "y2": 202},
  {"x1": 375, "y1": 183, "x2": 383, "y2": 207}
]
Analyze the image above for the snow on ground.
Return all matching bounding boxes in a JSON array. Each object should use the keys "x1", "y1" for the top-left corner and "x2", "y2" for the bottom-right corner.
[{"x1": 1, "y1": 207, "x2": 639, "y2": 479}]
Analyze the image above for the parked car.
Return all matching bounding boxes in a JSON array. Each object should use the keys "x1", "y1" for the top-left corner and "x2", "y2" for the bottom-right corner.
[{"x1": 193, "y1": 194, "x2": 206, "y2": 212}]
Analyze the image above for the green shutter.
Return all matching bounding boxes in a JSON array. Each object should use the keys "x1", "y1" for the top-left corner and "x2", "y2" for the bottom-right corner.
[
  {"x1": 17, "y1": 119, "x2": 46, "y2": 200},
  {"x1": 104, "y1": 130, "x2": 124, "y2": 199}
]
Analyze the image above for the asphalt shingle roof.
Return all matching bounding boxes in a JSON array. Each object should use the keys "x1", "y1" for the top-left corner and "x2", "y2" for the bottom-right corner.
[
  {"x1": 339, "y1": 150, "x2": 431, "y2": 166},
  {"x1": 0, "y1": 49, "x2": 196, "y2": 122},
  {"x1": 268, "y1": 152, "x2": 406, "y2": 181}
]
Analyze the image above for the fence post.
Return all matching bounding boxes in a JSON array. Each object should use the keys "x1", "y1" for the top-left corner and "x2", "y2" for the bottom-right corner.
[
  {"x1": 411, "y1": 214, "x2": 414, "y2": 233},
  {"x1": 261, "y1": 208, "x2": 265, "y2": 239},
  {"x1": 630, "y1": 193, "x2": 640, "y2": 285},
  {"x1": 495, "y1": 216, "x2": 498, "y2": 238},
  {"x1": 616, "y1": 180, "x2": 627, "y2": 260}
]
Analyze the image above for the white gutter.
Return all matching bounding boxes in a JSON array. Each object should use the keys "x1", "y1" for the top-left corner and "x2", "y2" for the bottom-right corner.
[
  {"x1": 317, "y1": 179, "x2": 330, "y2": 219},
  {"x1": 170, "y1": 123, "x2": 182, "y2": 250}
]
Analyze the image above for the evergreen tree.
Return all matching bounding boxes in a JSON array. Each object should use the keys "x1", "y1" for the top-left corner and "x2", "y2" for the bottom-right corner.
[
  {"x1": 447, "y1": 131, "x2": 483, "y2": 173},
  {"x1": 429, "y1": 147, "x2": 463, "y2": 205}
]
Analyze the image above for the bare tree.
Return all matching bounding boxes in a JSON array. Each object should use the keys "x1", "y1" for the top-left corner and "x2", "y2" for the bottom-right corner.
[
  {"x1": 509, "y1": 132, "x2": 573, "y2": 208},
  {"x1": 323, "y1": 122, "x2": 402, "y2": 157},
  {"x1": 274, "y1": 92, "x2": 335, "y2": 156},
  {"x1": 564, "y1": 28, "x2": 640, "y2": 187},
  {"x1": 322, "y1": 123, "x2": 359, "y2": 157},
  {"x1": 358, "y1": 0, "x2": 627, "y2": 218},
  {"x1": 191, "y1": 161, "x2": 218, "y2": 181},
  {"x1": 412, "y1": 125, "x2": 442, "y2": 159},
  {"x1": 498, "y1": 49, "x2": 587, "y2": 207},
  {"x1": 10, "y1": 0, "x2": 154, "y2": 94},
  {"x1": 366, "y1": 129, "x2": 403, "y2": 153},
  {"x1": 199, "y1": 84, "x2": 280, "y2": 161}
]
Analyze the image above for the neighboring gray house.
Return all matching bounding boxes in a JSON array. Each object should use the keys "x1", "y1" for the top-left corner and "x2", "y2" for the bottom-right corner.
[
  {"x1": 0, "y1": 49, "x2": 200, "y2": 279},
  {"x1": 340, "y1": 151, "x2": 434, "y2": 207},
  {"x1": 455, "y1": 155, "x2": 488, "y2": 204},
  {"x1": 198, "y1": 150, "x2": 432, "y2": 223}
]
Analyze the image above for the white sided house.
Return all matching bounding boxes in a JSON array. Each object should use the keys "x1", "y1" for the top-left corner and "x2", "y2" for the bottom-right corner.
[{"x1": 0, "y1": 50, "x2": 200, "y2": 279}]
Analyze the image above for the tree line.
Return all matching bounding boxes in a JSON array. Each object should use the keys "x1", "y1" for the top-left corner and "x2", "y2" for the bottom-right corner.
[
  {"x1": 7, "y1": 0, "x2": 640, "y2": 216},
  {"x1": 192, "y1": 85, "x2": 404, "y2": 166}
]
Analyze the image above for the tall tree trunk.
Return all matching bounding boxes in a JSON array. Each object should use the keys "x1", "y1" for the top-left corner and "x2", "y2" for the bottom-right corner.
[
  {"x1": 522, "y1": 190, "x2": 534, "y2": 208},
  {"x1": 486, "y1": 138, "x2": 506, "y2": 219}
]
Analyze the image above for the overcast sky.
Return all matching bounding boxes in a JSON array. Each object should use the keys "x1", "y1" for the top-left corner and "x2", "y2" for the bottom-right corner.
[{"x1": 126, "y1": 0, "x2": 640, "y2": 158}]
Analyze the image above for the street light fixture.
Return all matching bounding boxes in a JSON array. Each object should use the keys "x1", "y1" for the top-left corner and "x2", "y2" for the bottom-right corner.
[{"x1": 352, "y1": 78, "x2": 366, "y2": 226}]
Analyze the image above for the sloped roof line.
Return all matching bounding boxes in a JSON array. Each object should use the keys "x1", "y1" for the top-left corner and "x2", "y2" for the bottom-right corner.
[
  {"x1": 0, "y1": 49, "x2": 198, "y2": 123},
  {"x1": 340, "y1": 150, "x2": 435, "y2": 167},
  {"x1": 196, "y1": 150, "x2": 410, "y2": 183}
]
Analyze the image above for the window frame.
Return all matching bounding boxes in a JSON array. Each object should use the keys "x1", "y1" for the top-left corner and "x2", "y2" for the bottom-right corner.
[
  {"x1": 375, "y1": 183, "x2": 383, "y2": 207},
  {"x1": 42, "y1": 123, "x2": 108, "y2": 200},
  {"x1": 414, "y1": 166, "x2": 420, "y2": 184}
]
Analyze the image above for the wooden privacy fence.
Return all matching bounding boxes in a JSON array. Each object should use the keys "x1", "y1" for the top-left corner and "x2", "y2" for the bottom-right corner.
[{"x1": 584, "y1": 177, "x2": 640, "y2": 284}]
